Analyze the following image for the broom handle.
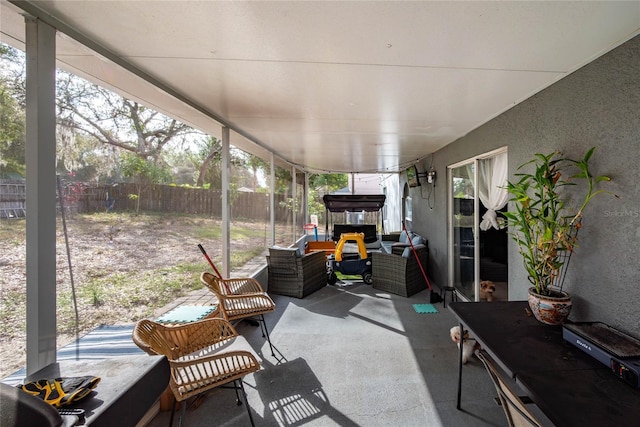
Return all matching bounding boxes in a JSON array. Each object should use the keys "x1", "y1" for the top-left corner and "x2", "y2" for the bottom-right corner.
[
  {"x1": 402, "y1": 222, "x2": 433, "y2": 290},
  {"x1": 198, "y1": 244, "x2": 223, "y2": 279},
  {"x1": 198, "y1": 244, "x2": 235, "y2": 294}
]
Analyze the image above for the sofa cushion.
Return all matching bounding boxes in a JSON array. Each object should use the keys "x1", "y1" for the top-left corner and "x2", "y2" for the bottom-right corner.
[
  {"x1": 399, "y1": 232, "x2": 411, "y2": 244},
  {"x1": 402, "y1": 243, "x2": 425, "y2": 258}
]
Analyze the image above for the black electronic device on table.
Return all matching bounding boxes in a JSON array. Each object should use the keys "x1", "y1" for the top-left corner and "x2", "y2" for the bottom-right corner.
[{"x1": 563, "y1": 322, "x2": 640, "y2": 388}]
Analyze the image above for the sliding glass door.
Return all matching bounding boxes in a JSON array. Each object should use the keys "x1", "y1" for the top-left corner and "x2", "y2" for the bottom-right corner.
[
  {"x1": 448, "y1": 148, "x2": 509, "y2": 302},
  {"x1": 449, "y1": 162, "x2": 477, "y2": 300}
]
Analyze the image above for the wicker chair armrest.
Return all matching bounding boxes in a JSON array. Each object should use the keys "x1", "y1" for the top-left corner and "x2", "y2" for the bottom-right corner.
[
  {"x1": 168, "y1": 349, "x2": 261, "y2": 400},
  {"x1": 170, "y1": 349, "x2": 260, "y2": 369},
  {"x1": 219, "y1": 277, "x2": 265, "y2": 294},
  {"x1": 132, "y1": 322, "x2": 159, "y2": 356},
  {"x1": 221, "y1": 293, "x2": 275, "y2": 311},
  {"x1": 201, "y1": 272, "x2": 266, "y2": 295},
  {"x1": 200, "y1": 272, "x2": 223, "y2": 295}
]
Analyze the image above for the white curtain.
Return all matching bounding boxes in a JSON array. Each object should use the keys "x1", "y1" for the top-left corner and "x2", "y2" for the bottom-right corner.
[{"x1": 478, "y1": 152, "x2": 509, "y2": 231}]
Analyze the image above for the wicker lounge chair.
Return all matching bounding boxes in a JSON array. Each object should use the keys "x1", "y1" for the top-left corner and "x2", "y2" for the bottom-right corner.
[
  {"x1": 371, "y1": 244, "x2": 429, "y2": 297},
  {"x1": 132, "y1": 318, "x2": 261, "y2": 427},
  {"x1": 477, "y1": 350, "x2": 542, "y2": 427},
  {"x1": 267, "y1": 247, "x2": 327, "y2": 298},
  {"x1": 200, "y1": 272, "x2": 276, "y2": 356}
]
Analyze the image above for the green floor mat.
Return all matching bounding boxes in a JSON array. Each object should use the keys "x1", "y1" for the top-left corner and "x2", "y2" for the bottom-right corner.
[
  {"x1": 413, "y1": 304, "x2": 439, "y2": 314},
  {"x1": 156, "y1": 305, "x2": 217, "y2": 323},
  {"x1": 335, "y1": 272, "x2": 362, "y2": 280}
]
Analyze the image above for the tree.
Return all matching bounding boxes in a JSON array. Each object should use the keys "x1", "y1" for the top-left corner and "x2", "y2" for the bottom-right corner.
[
  {"x1": 56, "y1": 71, "x2": 192, "y2": 162},
  {"x1": 244, "y1": 153, "x2": 269, "y2": 191},
  {"x1": 309, "y1": 173, "x2": 347, "y2": 194},
  {"x1": 0, "y1": 78, "x2": 25, "y2": 178},
  {"x1": 195, "y1": 136, "x2": 221, "y2": 187},
  {"x1": 2, "y1": 45, "x2": 195, "y2": 183},
  {"x1": 0, "y1": 45, "x2": 25, "y2": 178},
  {"x1": 308, "y1": 173, "x2": 348, "y2": 222},
  {"x1": 56, "y1": 126, "x2": 116, "y2": 182}
]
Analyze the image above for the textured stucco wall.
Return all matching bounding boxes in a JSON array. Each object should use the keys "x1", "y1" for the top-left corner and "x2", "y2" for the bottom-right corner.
[{"x1": 412, "y1": 34, "x2": 640, "y2": 336}]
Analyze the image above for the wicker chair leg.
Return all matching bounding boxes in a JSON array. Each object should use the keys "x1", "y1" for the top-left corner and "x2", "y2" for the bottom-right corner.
[
  {"x1": 168, "y1": 398, "x2": 177, "y2": 427},
  {"x1": 234, "y1": 380, "x2": 242, "y2": 406},
  {"x1": 178, "y1": 400, "x2": 188, "y2": 427},
  {"x1": 238, "y1": 380, "x2": 256, "y2": 427},
  {"x1": 168, "y1": 397, "x2": 187, "y2": 427},
  {"x1": 260, "y1": 315, "x2": 276, "y2": 357}
]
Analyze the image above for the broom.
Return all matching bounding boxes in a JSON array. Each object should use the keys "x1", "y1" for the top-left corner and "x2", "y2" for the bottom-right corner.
[
  {"x1": 197, "y1": 244, "x2": 232, "y2": 294},
  {"x1": 402, "y1": 222, "x2": 443, "y2": 303}
]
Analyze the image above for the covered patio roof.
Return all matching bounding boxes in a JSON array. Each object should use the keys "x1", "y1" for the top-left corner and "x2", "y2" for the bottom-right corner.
[{"x1": 2, "y1": 1, "x2": 639, "y2": 173}]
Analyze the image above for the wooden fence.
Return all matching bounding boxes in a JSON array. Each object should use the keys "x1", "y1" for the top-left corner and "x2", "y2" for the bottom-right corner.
[
  {"x1": 0, "y1": 180, "x2": 303, "y2": 223},
  {"x1": 0, "y1": 180, "x2": 26, "y2": 218},
  {"x1": 80, "y1": 183, "x2": 301, "y2": 222},
  {"x1": 1, "y1": 181, "x2": 391, "y2": 235}
]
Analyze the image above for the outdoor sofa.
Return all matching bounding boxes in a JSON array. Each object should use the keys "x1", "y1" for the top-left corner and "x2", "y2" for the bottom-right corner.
[
  {"x1": 372, "y1": 234, "x2": 429, "y2": 297},
  {"x1": 267, "y1": 247, "x2": 327, "y2": 298}
]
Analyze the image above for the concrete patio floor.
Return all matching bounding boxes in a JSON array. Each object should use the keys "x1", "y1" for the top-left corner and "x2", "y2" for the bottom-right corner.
[{"x1": 147, "y1": 282, "x2": 507, "y2": 427}]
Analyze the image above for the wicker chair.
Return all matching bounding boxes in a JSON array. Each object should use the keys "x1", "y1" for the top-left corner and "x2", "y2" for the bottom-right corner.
[
  {"x1": 200, "y1": 272, "x2": 276, "y2": 356},
  {"x1": 371, "y1": 244, "x2": 429, "y2": 297},
  {"x1": 267, "y1": 248, "x2": 327, "y2": 298},
  {"x1": 132, "y1": 318, "x2": 261, "y2": 427},
  {"x1": 476, "y1": 350, "x2": 542, "y2": 427}
]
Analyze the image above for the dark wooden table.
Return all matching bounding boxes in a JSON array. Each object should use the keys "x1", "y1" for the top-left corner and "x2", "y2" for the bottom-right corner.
[
  {"x1": 449, "y1": 301, "x2": 640, "y2": 427},
  {"x1": 25, "y1": 354, "x2": 169, "y2": 426}
]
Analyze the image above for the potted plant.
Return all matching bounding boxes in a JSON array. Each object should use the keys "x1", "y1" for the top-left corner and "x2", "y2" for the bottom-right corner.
[{"x1": 503, "y1": 147, "x2": 613, "y2": 325}]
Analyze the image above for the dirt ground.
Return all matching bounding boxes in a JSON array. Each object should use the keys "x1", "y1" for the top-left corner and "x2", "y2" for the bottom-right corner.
[{"x1": 0, "y1": 212, "x2": 287, "y2": 379}]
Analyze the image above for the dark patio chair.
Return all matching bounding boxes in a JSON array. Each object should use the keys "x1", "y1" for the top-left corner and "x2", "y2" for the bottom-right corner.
[
  {"x1": 267, "y1": 247, "x2": 327, "y2": 298},
  {"x1": 371, "y1": 244, "x2": 429, "y2": 297},
  {"x1": 0, "y1": 382, "x2": 79, "y2": 427},
  {"x1": 476, "y1": 350, "x2": 542, "y2": 427}
]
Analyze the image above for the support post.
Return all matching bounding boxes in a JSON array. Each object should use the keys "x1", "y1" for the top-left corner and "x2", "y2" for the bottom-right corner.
[
  {"x1": 291, "y1": 165, "x2": 297, "y2": 242},
  {"x1": 304, "y1": 172, "x2": 309, "y2": 226},
  {"x1": 221, "y1": 126, "x2": 230, "y2": 278},
  {"x1": 269, "y1": 152, "x2": 275, "y2": 246},
  {"x1": 25, "y1": 16, "x2": 57, "y2": 375}
]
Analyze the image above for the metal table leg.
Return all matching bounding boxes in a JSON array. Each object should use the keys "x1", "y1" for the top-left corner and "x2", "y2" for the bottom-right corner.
[{"x1": 456, "y1": 321, "x2": 463, "y2": 409}]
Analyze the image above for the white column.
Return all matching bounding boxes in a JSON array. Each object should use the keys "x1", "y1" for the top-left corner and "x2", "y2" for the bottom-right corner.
[
  {"x1": 304, "y1": 172, "x2": 309, "y2": 224},
  {"x1": 270, "y1": 152, "x2": 275, "y2": 246},
  {"x1": 25, "y1": 16, "x2": 57, "y2": 375},
  {"x1": 291, "y1": 165, "x2": 297, "y2": 242},
  {"x1": 221, "y1": 127, "x2": 230, "y2": 278}
]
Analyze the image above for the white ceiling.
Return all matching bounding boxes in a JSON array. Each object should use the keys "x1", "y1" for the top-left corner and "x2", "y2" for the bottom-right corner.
[{"x1": 2, "y1": 1, "x2": 639, "y2": 174}]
